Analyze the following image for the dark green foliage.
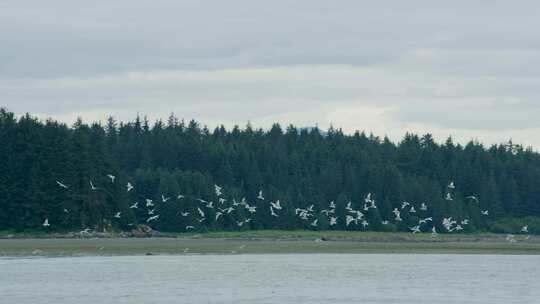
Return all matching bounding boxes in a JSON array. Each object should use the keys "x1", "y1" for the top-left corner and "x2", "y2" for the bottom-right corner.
[{"x1": 1, "y1": 108, "x2": 539, "y2": 234}]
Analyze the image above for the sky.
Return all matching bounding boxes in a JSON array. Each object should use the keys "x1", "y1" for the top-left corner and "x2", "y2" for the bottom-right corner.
[{"x1": 2, "y1": 0, "x2": 540, "y2": 148}]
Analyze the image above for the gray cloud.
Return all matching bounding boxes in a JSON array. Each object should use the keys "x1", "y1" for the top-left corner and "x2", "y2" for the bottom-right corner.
[{"x1": 1, "y1": 0, "x2": 540, "y2": 148}]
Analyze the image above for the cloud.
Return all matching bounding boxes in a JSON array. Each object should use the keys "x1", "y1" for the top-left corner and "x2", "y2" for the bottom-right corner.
[{"x1": 1, "y1": 0, "x2": 540, "y2": 149}]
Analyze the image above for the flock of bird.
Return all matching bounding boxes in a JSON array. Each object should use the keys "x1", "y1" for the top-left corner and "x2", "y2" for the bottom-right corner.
[{"x1": 46, "y1": 176, "x2": 531, "y2": 240}]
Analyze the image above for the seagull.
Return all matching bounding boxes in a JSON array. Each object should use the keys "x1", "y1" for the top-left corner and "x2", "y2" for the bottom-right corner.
[
  {"x1": 43, "y1": 218, "x2": 50, "y2": 227},
  {"x1": 448, "y1": 181, "x2": 455, "y2": 189},
  {"x1": 410, "y1": 225, "x2": 421, "y2": 234},
  {"x1": 215, "y1": 212, "x2": 223, "y2": 221},
  {"x1": 481, "y1": 210, "x2": 489, "y2": 216},
  {"x1": 246, "y1": 206, "x2": 257, "y2": 213},
  {"x1": 220, "y1": 198, "x2": 228, "y2": 205},
  {"x1": 146, "y1": 215, "x2": 160, "y2": 223},
  {"x1": 161, "y1": 194, "x2": 171, "y2": 203},
  {"x1": 296, "y1": 209, "x2": 310, "y2": 220},
  {"x1": 237, "y1": 220, "x2": 245, "y2": 227},
  {"x1": 63, "y1": 208, "x2": 69, "y2": 213},
  {"x1": 361, "y1": 220, "x2": 369, "y2": 228},
  {"x1": 442, "y1": 217, "x2": 456, "y2": 231},
  {"x1": 365, "y1": 193, "x2": 372, "y2": 203},
  {"x1": 419, "y1": 217, "x2": 433, "y2": 225},
  {"x1": 329, "y1": 201, "x2": 336, "y2": 209},
  {"x1": 90, "y1": 181, "x2": 97, "y2": 190},
  {"x1": 345, "y1": 202, "x2": 353, "y2": 211},
  {"x1": 129, "y1": 202, "x2": 138, "y2": 209},
  {"x1": 145, "y1": 199, "x2": 154, "y2": 207},
  {"x1": 401, "y1": 202, "x2": 410, "y2": 209},
  {"x1": 127, "y1": 182, "x2": 134, "y2": 192},
  {"x1": 197, "y1": 207, "x2": 205, "y2": 218},
  {"x1": 214, "y1": 185, "x2": 223, "y2": 197},
  {"x1": 346, "y1": 215, "x2": 356, "y2": 226},
  {"x1": 270, "y1": 200, "x2": 282, "y2": 210},
  {"x1": 257, "y1": 190, "x2": 264, "y2": 200},
  {"x1": 177, "y1": 194, "x2": 185, "y2": 199},
  {"x1": 461, "y1": 219, "x2": 469, "y2": 225},
  {"x1": 409, "y1": 206, "x2": 416, "y2": 213},
  {"x1": 455, "y1": 225, "x2": 464, "y2": 231},
  {"x1": 270, "y1": 206, "x2": 278, "y2": 217},
  {"x1": 107, "y1": 174, "x2": 116, "y2": 183},
  {"x1": 180, "y1": 212, "x2": 190, "y2": 217},
  {"x1": 330, "y1": 217, "x2": 338, "y2": 226},
  {"x1": 352, "y1": 210, "x2": 364, "y2": 219},
  {"x1": 310, "y1": 219, "x2": 318, "y2": 227},
  {"x1": 114, "y1": 212, "x2": 121, "y2": 218},
  {"x1": 221, "y1": 207, "x2": 234, "y2": 214},
  {"x1": 205, "y1": 201, "x2": 214, "y2": 208},
  {"x1": 148, "y1": 209, "x2": 155, "y2": 215},
  {"x1": 445, "y1": 193, "x2": 453, "y2": 201},
  {"x1": 521, "y1": 226, "x2": 529, "y2": 233},
  {"x1": 392, "y1": 208, "x2": 400, "y2": 217},
  {"x1": 56, "y1": 181, "x2": 69, "y2": 189},
  {"x1": 381, "y1": 220, "x2": 389, "y2": 225},
  {"x1": 185, "y1": 225, "x2": 195, "y2": 230},
  {"x1": 466, "y1": 195, "x2": 479, "y2": 202},
  {"x1": 420, "y1": 203, "x2": 428, "y2": 211}
]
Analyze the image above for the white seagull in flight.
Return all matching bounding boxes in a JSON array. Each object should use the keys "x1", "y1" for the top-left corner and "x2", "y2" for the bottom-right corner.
[
  {"x1": 107, "y1": 174, "x2": 115, "y2": 183},
  {"x1": 147, "y1": 215, "x2": 159, "y2": 223},
  {"x1": 214, "y1": 185, "x2": 223, "y2": 197},
  {"x1": 56, "y1": 181, "x2": 69, "y2": 189}
]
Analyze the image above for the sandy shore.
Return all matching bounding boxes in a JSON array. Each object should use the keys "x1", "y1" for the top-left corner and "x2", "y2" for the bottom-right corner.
[{"x1": 1, "y1": 231, "x2": 539, "y2": 256}]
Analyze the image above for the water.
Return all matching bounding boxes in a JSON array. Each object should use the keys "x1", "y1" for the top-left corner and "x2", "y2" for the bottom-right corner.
[{"x1": 1, "y1": 254, "x2": 538, "y2": 304}]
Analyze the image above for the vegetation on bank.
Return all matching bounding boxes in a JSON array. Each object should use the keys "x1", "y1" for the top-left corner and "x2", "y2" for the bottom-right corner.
[{"x1": 1, "y1": 108, "x2": 540, "y2": 235}]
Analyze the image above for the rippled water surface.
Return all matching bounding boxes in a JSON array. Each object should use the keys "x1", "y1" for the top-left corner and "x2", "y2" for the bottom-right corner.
[{"x1": 1, "y1": 254, "x2": 539, "y2": 304}]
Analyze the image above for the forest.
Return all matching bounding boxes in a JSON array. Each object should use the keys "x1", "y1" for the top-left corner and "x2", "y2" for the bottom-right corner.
[{"x1": 1, "y1": 107, "x2": 539, "y2": 234}]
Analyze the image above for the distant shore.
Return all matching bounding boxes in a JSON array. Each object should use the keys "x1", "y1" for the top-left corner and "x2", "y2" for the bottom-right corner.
[{"x1": 1, "y1": 230, "x2": 539, "y2": 256}]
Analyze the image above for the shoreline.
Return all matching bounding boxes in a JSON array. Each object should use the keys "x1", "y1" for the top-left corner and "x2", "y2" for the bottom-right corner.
[{"x1": 1, "y1": 231, "x2": 539, "y2": 257}]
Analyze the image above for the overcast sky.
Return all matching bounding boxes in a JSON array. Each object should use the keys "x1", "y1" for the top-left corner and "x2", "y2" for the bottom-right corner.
[{"x1": 2, "y1": 1, "x2": 540, "y2": 148}]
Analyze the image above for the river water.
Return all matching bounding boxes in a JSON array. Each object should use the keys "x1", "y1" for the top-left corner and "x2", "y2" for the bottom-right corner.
[{"x1": 1, "y1": 254, "x2": 538, "y2": 303}]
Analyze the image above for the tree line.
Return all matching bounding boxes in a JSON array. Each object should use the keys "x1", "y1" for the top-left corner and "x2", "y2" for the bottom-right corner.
[{"x1": 1, "y1": 108, "x2": 539, "y2": 234}]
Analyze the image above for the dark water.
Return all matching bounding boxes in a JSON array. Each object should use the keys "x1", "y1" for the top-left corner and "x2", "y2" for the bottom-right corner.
[{"x1": 1, "y1": 254, "x2": 538, "y2": 304}]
